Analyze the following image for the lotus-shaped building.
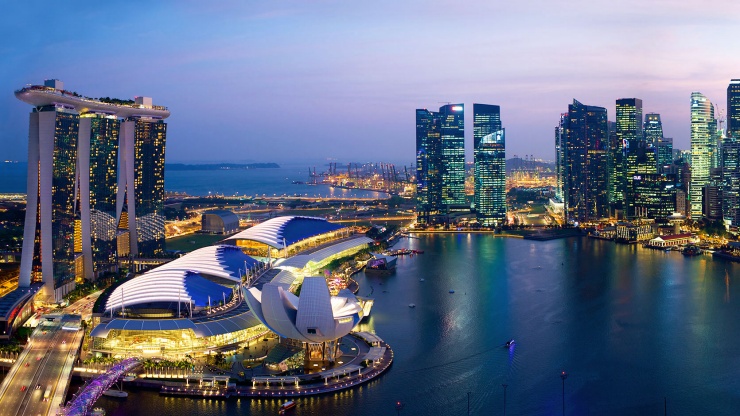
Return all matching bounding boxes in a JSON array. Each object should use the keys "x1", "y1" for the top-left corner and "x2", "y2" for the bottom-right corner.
[{"x1": 246, "y1": 277, "x2": 362, "y2": 343}]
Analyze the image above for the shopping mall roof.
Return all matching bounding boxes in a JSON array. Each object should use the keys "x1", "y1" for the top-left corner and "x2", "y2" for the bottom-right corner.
[
  {"x1": 105, "y1": 245, "x2": 259, "y2": 311},
  {"x1": 89, "y1": 303, "x2": 262, "y2": 338},
  {"x1": 276, "y1": 236, "x2": 373, "y2": 270},
  {"x1": 0, "y1": 283, "x2": 43, "y2": 321},
  {"x1": 226, "y1": 216, "x2": 345, "y2": 249}
]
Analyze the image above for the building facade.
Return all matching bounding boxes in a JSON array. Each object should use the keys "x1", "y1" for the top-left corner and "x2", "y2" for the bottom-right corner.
[
  {"x1": 690, "y1": 92, "x2": 717, "y2": 218},
  {"x1": 473, "y1": 104, "x2": 506, "y2": 226},
  {"x1": 562, "y1": 99, "x2": 609, "y2": 223},
  {"x1": 727, "y1": 79, "x2": 740, "y2": 140},
  {"x1": 415, "y1": 104, "x2": 464, "y2": 224}
]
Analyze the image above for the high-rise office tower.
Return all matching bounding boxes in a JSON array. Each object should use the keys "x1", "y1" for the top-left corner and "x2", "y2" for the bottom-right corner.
[
  {"x1": 656, "y1": 137, "x2": 674, "y2": 168},
  {"x1": 727, "y1": 79, "x2": 740, "y2": 139},
  {"x1": 555, "y1": 113, "x2": 567, "y2": 201},
  {"x1": 118, "y1": 110, "x2": 168, "y2": 257},
  {"x1": 439, "y1": 104, "x2": 465, "y2": 208},
  {"x1": 616, "y1": 98, "x2": 644, "y2": 211},
  {"x1": 690, "y1": 92, "x2": 717, "y2": 218},
  {"x1": 15, "y1": 81, "x2": 169, "y2": 301},
  {"x1": 721, "y1": 136, "x2": 740, "y2": 226},
  {"x1": 473, "y1": 104, "x2": 505, "y2": 226},
  {"x1": 644, "y1": 113, "x2": 663, "y2": 148},
  {"x1": 562, "y1": 99, "x2": 609, "y2": 223},
  {"x1": 416, "y1": 109, "x2": 441, "y2": 224}
]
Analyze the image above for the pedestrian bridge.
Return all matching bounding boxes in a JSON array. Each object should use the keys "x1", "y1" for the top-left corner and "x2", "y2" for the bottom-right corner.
[{"x1": 59, "y1": 358, "x2": 141, "y2": 416}]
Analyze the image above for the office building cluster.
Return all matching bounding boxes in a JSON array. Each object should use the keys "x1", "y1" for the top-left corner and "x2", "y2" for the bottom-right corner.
[
  {"x1": 14, "y1": 80, "x2": 169, "y2": 302},
  {"x1": 415, "y1": 103, "x2": 506, "y2": 226},
  {"x1": 555, "y1": 79, "x2": 740, "y2": 227}
]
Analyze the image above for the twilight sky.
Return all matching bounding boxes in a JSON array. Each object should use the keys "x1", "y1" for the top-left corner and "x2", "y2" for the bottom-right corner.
[{"x1": 1, "y1": 0, "x2": 739, "y2": 165}]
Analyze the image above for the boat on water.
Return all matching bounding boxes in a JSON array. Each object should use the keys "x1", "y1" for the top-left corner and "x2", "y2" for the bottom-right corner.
[
  {"x1": 90, "y1": 408, "x2": 106, "y2": 416},
  {"x1": 103, "y1": 389, "x2": 128, "y2": 398},
  {"x1": 409, "y1": 303, "x2": 416, "y2": 308},
  {"x1": 419, "y1": 278, "x2": 425, "y2": 282},
  {"x1": 122, "y1": 375, "x2": 135, "y2": 382},
  {"x1": 279, "y1": 400, "x2": 297, "y2": 414},
  {"x1": 505, "y1": 339, "x2": 515, "y2": 348},
  {"x1": 682, "y1": 245, "x2": 702, "y2": 256},
  {"x1": 449, "y1": 290, "x2": 455, "y2": 294}
]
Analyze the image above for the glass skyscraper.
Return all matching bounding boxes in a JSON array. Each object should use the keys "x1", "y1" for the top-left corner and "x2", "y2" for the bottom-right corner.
[
  {"x1": 643, "y1": 113, "x2": 663, "y2": 147},
  {"x1": 19, "y1": 105, "x2": 79, "y2": 301},
  {"x1": 473, "y1": 104, "x2": 505, "y2": 226},
  {"x1": 439, "y1": 104, "x2": 466, "y2": 208},
  {"x1": 722, "y1": 136, "x2": 740, "y2": 226},
  {"x1": 562, "y1": 99, "x2": 609, "y2": 223},
  {"x1": 78, "y1": 113, "x2": 120, "y2": 278},
  {"x1": 728, "y1": 79, "x2": 740, "y2": 139},
  {"x1": 616, "y1": 98, "x2": 644, "y2": 212},
  {"x1": 416, "y1": 109, "x2": 441, "y2": 224},
  {"x1": 690, "y1": 92, "x2": 717, "y2": 218}
]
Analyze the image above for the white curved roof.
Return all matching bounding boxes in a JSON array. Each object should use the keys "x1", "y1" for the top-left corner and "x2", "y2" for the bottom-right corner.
[
  {"x1": 105, "y1": 245, "x2": 260, "y2": 311},
  {"x1": 227, "y1": 216, "x2": 345, "y2": 248}
]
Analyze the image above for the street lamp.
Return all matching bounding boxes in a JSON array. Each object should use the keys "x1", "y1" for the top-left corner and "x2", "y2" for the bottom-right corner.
[
  {"x1": 502, "y1": 384, "x2": 508, "y2": 416},
  {"x1": 395, "y1": 400, "x2": 404, "y2": 416},
  {"x1": 560, "y1": 371, "x2": 568, "y2": 416}
]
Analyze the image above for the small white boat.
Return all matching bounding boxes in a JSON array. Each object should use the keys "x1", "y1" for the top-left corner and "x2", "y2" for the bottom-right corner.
[
  {"x1": 90, "y1": 408, "x2": 106, "y2": 416},
  {"x1": 419, "y1": 278, "x2": 425, "y2": 282},
  {"x1": 122, "y1": 376, "x2": 135, "y2": 382},
  {"x1": 103, "y1": 389, "x2": 128, "y2": 398},
  {"x1": 409, "y1": 303, "x2": 416, "y2": 308}
]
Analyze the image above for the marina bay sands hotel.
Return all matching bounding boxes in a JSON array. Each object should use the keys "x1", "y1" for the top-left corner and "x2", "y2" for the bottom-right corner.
[{"x1": 14, "y1": 80, "x2": 169, "y2": 302}]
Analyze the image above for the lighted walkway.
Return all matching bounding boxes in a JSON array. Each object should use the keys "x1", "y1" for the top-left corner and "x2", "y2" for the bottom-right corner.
[{"x1": 160, "y1": 342, "x2": 393, "y2": 399}]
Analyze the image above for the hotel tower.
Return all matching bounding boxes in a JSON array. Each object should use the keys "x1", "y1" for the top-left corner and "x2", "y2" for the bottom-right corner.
[{"x1": 15, "y1": 80, "x2": 169, "y2": 302}]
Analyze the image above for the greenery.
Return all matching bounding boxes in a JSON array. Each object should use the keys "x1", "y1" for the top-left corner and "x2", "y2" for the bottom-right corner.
[
  {"x1": 166, "y1": 233, "x2": 227, "y2": 252},
  {"x1": 698, "y1": 219, "x2": 727, "y2": 238},
  {"x1": 64, "y1": 281, "x2": 97, "y2": 305}
]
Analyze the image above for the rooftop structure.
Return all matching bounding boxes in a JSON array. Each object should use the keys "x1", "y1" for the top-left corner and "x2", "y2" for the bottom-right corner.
[{"x1": 15, "y1": 85, "x2": 169, "y2": 119}]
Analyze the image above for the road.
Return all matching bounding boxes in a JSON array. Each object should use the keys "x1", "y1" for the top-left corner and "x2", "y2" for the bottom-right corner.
[{"x1": 0, "y1": 314, "x2": 82, "y2": 416}]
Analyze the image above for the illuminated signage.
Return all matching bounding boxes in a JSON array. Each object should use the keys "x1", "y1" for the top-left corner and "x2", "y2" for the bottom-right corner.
[{"x1": 452, "y1": 106, "x2": 463, "y2": 112}]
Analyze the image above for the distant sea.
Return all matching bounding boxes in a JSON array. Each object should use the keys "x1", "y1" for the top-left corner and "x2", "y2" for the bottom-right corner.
[{"x1": 0, "y1": 161, "x2": 387, "y2": 199}]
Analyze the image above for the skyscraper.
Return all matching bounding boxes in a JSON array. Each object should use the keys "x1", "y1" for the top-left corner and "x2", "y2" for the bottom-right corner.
[
  {"x1": 616, "y1": 98, "x2": 644, "y2": 211},
  {"x1": 656, "y1": 137, "x2": 674, "y2": 168},
  {"x1": 439, "y1": 104, "x2": 466, "y2": 208},
  {"x1": 643, "y1": 113, "x2": 663, "y2": 147},
  {"x1": 721, "y1": 136, "x2": 740, "y2": 226},
  {"x1": 416, "y1": 109, "x2": 441, "y2": 224},
  {"x1": 690, "y1": 92, "x2": 717, "y2": 218},
  {"x1": 15, "y1": 81, "x2": 169, "y2": 301},
  {"x1": 727, "y1": 79, "x2": 740, "y2": 139},
  {"x1": 78, "y1": 112, "x2": 120, "y2": 279},
  {"x1": 118, "y1": 110, "x2": 168, "y2": 257},
  {"x1": 19, "y1": 101, "x2": 79, "y2": 301},
  {"x1": 562, "y1": 99, "x2": 609, "y2": 223},
  {"x1": 473, "y1": 104, "x2": 505, "y2": 226},
  {"x1": 555, "y1": 113, "x2": 567, "y2": 202}
]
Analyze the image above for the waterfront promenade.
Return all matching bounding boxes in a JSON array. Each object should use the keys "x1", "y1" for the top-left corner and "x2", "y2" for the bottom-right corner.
[{"x1": 159, "y1": 340, "x2": 393, "y2": 399}]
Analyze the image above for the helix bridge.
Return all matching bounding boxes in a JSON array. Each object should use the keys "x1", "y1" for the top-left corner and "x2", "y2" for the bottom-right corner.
[{"x1": 59, "y1": 358, "x2": 141, "y2": 416}]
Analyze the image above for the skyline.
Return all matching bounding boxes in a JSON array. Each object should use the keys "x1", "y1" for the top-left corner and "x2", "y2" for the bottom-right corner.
[{"x1": 2, "y1": 1, "x2": 740, "y2": 164}]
